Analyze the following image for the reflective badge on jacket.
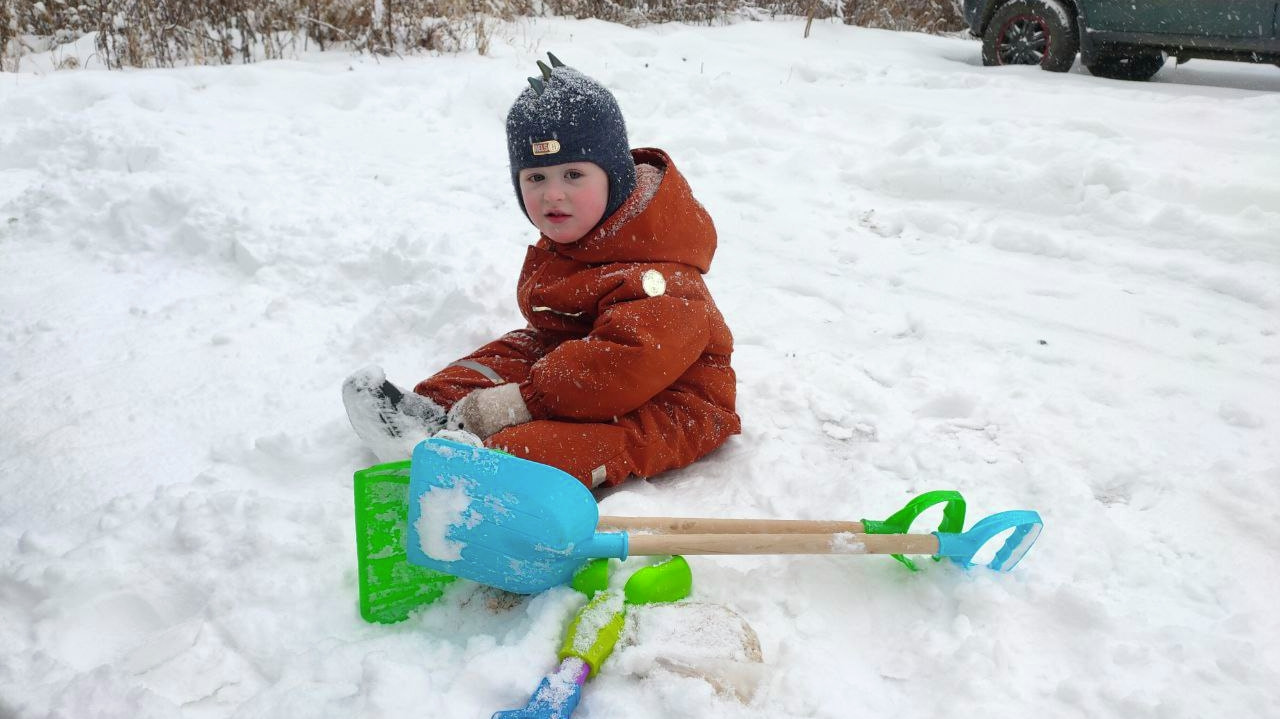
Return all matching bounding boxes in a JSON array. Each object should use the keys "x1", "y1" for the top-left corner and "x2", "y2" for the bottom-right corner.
[{"x1": 642, "y1": 269, "x2": 666, "y2": 297}]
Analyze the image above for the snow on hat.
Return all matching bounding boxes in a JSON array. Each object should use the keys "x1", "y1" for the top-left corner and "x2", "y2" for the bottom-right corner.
[{"x1": 506, "y1": 53, "x2": 636, "y2": 225}]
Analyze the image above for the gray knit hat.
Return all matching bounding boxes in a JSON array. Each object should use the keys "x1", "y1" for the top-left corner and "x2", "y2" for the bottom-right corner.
[{"x1": 506, "y1": 54, "x2": 636, "y2": 225}]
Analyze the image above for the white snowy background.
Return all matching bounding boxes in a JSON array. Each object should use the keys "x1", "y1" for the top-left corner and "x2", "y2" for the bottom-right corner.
[{"x1": 3, "y1": 17, "x2": 1279, "y2": 719}]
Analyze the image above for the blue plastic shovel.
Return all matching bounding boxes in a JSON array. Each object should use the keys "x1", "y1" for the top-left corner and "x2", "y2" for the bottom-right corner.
[{"x1": 405, "y1": 438, "x2": 1043, "y2": 594}]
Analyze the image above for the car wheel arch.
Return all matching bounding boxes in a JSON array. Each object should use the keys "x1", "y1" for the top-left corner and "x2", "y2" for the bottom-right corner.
[{"x1": 980, "y1": 0, "x2": 1081, "y2": 38}]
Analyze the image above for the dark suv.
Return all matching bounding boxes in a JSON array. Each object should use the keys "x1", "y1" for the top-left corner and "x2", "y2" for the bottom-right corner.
[{"x1": 964, "y1": 0, "x2": 1280, "y2": 80}]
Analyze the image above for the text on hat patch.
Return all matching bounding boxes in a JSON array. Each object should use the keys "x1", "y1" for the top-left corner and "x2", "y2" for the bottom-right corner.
[{"x1": 531, "y1": 139, "x2": 561, "y2": 156}]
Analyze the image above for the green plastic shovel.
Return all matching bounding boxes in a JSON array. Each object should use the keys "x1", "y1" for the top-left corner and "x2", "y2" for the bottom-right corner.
[{"x1": 353, "y1": 460, "x2": 456, "y2": 623}]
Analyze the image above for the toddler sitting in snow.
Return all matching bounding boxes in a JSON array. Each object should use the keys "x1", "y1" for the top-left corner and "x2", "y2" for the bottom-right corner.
[{"x1": 343, "y1": 54, "x2": 739, "y2": 488}]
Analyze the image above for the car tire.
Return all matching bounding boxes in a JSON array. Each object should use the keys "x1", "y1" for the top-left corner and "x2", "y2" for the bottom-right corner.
[
  {"x1": 1085, "y1": 47, "x2": 1166, "y2": 81},
  {"x1": 981, "y1": 0, "x2": 1079, "y2": 72}
]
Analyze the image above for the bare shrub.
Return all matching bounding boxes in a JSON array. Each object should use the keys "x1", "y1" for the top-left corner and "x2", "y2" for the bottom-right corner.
[
  {"x1": 843, "y1": 0, "x2": 963, "y2": 34},
  {"x1": 541, "y1": 0, "x2": 834, "y2": 26},
  {"x1": 541, "y1": 0, "x2": 962, "y2": 31},
  {"x1": 0, "y1": 2, "x2": 11, "y2": 72},
  {"x1": 0, "y1": 0, "x2": 513, "y2": 69},
  {"x1": 3, "y1": 0, "x2": 77, "y2": 71},
  {"x1": 0, "y1": 0, "x2": 965, "y2": 71}
]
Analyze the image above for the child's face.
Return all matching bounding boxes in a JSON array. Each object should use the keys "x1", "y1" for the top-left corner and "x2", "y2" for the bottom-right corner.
[{"x1": 519, "y1": 162, "x2": 609, "y2": 244}]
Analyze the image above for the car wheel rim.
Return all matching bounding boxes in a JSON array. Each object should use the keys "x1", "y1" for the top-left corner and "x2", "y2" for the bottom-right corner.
[{"x1": 997, "y1": 14, "x2": 1050, "y2": 65}]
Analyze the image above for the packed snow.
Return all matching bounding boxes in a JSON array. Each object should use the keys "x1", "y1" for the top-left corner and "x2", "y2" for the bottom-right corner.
[
  {"x1": 3, "y1": 16, "x2": 1279, "y2": 719},
  {"x1": 829, "y1": 532, "x2": 866, "y2": 553},
  {"x1": 569, "y1": 591, "x2": 625, "y2": 656},
  {"x1": 415, "y1": 483, "x2": 472, "y2": 562}
]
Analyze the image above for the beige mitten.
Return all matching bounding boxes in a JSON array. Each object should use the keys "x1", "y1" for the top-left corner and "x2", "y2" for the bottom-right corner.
[{"x1": 446, "y1": 383, "x2": 533, "y2": 439}]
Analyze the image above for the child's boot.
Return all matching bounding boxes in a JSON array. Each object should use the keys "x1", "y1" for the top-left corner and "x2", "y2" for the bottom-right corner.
[{"x1": 342, "y1": 365, "x2": 447, "y2": 462}]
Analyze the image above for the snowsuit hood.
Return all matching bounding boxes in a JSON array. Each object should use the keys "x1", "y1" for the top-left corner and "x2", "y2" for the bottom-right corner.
[{"x1": 537, "y1": 148, "x2": 717, "y2": 274}]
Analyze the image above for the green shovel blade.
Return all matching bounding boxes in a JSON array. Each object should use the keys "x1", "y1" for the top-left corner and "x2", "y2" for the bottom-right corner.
[{"x1": 354, "y1": 460, "x2": 456, "y2": 624}]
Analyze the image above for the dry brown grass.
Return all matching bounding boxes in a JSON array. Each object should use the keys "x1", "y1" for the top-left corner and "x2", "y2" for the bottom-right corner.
[
  {"x1": 843, "y1": 0, "x2": 962, "y2": 34},
  {"x1": 0, "y1": 0, "x2": 521, "y2": 70},
  {"x1": 0, "y1": 0, "x2": 964, "y2": 71}
]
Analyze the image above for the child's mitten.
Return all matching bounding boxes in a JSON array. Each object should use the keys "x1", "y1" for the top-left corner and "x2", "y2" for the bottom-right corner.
[{"x1": 447, "y1": 383, "x2": 532, "y2": 439}]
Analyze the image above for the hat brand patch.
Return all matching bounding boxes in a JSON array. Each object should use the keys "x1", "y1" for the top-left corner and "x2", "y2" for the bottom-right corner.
[{"x1": 531, "y1": 139, "x2": 561, "y2": 156}]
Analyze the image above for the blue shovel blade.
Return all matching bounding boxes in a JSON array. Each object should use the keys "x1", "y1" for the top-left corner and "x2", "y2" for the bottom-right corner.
[{"x1": 405, "y1": 438, "x2": 628, "y2": 594}]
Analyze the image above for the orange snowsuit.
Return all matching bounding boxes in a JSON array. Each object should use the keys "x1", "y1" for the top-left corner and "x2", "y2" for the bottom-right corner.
[{"x1": 415, "y1": 148, "x2": 739, "y2": 488}]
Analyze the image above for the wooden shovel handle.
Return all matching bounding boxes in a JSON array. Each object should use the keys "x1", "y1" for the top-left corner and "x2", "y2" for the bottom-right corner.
[
  {"x1": 598, "y1": 516, "x2": 866, "y2": 534},
  {"x1": 625, "y1": 532, "x2": 940, "y2": 557}
]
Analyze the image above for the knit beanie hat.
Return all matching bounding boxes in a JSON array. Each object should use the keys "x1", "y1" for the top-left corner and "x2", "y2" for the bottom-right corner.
[{"x1": 506, "y1": 53, "x2": 636, "y2": 225}]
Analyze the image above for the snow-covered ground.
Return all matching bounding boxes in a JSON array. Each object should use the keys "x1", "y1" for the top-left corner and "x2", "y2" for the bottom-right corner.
[{"x1": 3, "y1": 17, "x2": 1279, "y2": 719}]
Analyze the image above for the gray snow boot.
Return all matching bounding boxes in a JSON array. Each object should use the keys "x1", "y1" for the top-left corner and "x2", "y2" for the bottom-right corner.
[{"x1": 342, "y1": 365, "x2": 447, "y2": 463}]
